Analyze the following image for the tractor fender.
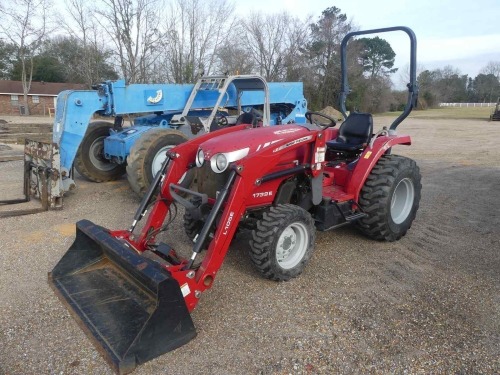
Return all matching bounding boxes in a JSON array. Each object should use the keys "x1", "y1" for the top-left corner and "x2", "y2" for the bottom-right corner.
[{"x1": 346, "y1": 135, "x2": 412, "y2": 201}]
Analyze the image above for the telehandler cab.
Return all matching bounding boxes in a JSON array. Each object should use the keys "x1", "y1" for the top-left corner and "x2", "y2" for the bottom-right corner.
[{"x1": 49, "y1": 26, "x2": 421, "y2": 374}]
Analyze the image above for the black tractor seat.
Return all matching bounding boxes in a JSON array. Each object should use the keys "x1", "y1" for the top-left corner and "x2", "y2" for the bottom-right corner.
[{"x1": 326, "y1": 112, "x2": 373, "y2": 152}]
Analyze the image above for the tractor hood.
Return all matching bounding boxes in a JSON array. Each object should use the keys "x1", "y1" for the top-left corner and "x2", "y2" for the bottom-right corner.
[
  {"x1": 195, "y1": 124, "x2": 314, "y2": 174},
  {"x1": 199, "y1": 124, "x2": 312, "y2": 160}
]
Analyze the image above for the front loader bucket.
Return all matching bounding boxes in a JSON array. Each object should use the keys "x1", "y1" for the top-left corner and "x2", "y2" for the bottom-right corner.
[{"x1": 48, "y1": 220, "x2": 196, "y2": 374}]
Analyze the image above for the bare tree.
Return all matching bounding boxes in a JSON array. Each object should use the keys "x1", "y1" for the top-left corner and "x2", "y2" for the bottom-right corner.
[
  {"x1": 399, "y1": 62, "x2": 426, "y2": 88},
  {"x1": 282, "y1": 15, "x2": 312, "y2": 81},
  {"x1": 214, "y1": 25, "x2": 256, "y2": 76},
  {"x1": 0, "y1": 0, "x2": 52, "y2": 114},
  {"x1": 160, "y1": 0, "x2": 236, "y2": 83},
  {"x1": 242, "y1": 12, "x2": 295, "y2": 81},
  {"x1": 481, "y1": 61, "x2": 500, "y2": 81},
  {"x1": 61, "y1": 0, "x2": 116, "y2": 86},
  {"x1": 94, "y1": 0, "x2": 164, "y2": 83}
]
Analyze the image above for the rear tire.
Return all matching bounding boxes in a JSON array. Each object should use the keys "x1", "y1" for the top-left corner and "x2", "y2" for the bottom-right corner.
[
  {"x1": 356, "y1": 155, "x2": 421, "y2": 241},
  {"x1": 74, "y1": 121, "x2": 126, "y2": 182},
  {"x1": 126, "y1": 128, "x2": 192, "y2": 197},
  {"x1": 249, "y1": 204, "x2": 315, "y2": 281}
]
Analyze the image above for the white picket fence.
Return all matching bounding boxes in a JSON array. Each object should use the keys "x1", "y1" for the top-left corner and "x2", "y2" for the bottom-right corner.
[{"x1": 439, "y1": 102, "x2": 496, "y2": 107}]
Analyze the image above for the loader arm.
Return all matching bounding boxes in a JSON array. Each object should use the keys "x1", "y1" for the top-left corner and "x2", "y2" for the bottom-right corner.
[
  {"x1": 134, "y1": 124, "x2": 252, "y2": 243},
  {"x1": 131, "y1": 125, "x2": 323, "y2": 311}
]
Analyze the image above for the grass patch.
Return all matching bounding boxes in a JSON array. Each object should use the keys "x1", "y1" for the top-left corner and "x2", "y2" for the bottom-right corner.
[{"x1": 376, "y1": 106, "x2": 493, "y2": 120}]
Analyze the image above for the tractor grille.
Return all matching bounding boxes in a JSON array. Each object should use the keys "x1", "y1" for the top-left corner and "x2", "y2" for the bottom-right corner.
[{"x1": 197, "y1": 163, "x2": 230, "y2": 199}]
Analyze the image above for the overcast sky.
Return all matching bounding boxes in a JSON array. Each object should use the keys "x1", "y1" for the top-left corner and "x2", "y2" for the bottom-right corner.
[{"x1": 235, "y1": 0, "x2": 500, "y2": 82}]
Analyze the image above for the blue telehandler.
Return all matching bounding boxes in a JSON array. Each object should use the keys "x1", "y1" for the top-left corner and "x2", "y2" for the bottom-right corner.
[{"x1": 0, "y1": 74, "x2": 307, "y2": 216}]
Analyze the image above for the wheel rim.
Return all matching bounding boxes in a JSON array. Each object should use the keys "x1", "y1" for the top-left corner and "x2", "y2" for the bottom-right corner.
[
  {"x1": 276, "y1": 222, "x2": 309, "y2": 269},
  {"x1": 391, "y1": 177, "x2": 415, "y2": 224},
  {"x1": 151, "y1": 145, "x2": 174, "y2": 176},
  {"x1": 89, "y1": 136, "x2": 115, "y2": 171},
  {"x1": 152, "y1": 144, "x2": 188, "y2": 183}
]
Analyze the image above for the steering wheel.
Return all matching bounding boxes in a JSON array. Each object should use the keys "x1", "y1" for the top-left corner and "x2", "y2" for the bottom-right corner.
[
  {"x1": 305, "y1": 111, "x2": 337, "y2": 128},
  {"x1": 216, "y1": 114, "x2": 229, "y2": 127}
]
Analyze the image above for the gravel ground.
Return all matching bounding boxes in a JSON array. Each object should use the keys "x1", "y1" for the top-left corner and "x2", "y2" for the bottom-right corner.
[{"x1": 0, "y1": 116, "x2": 499, "y2": 374}]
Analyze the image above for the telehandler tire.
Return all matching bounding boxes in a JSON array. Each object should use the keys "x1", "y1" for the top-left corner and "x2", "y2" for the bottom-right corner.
[
  {"x1": 74, "y1": 121, "x2": 126, "y2": 182},
  {"x1": 356, "y1": 155, "x2": 421, "y2": 241},
  {"x1": 127, "y1": 128, "x2": 193, "y2": 197},
  {"x1": 249, "y1": 204, "x2": 315, "y2": 281}
]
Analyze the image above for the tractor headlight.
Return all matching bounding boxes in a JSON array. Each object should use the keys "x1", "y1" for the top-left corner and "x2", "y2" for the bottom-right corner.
[
  {"x1": 212, "y1": 153, "x2": 228, "y2": 173},
  {"x1": 209, "y1": 147, "x2": 249, "y2": 174},
  {"x1": 196, "y1": 148, "x2": 205, "y2": 167}
]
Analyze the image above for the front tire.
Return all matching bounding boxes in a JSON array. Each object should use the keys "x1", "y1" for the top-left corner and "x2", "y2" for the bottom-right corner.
[
  {"x1": 126, "y1": 128, "x2": 192, "y2": 197},
  {"x1": 74, "y1": 121, "x2": 126, "y2": 182},
  {"x1": 356, "y1": 155, "x2": 421, "y2": 241},
  {"x1": 183, "y1": 204, "x2": 206, "y2": 241},
  {"x1": 249, "y1": 204, "x2": 315, "y2": 281}
]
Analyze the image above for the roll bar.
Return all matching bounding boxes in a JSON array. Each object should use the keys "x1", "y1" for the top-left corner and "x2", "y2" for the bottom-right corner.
[{"x1": 339, "y1": 26, "x2": 418, "y2": 130}]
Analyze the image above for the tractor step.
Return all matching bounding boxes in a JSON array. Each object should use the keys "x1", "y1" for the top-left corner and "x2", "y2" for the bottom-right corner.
[
  {"x1": 344, "y1": 212, "x2": 367, "y2": 222},
  {"x1": 49, "y1": 220, "x2": 196, "y2": 374},
  {"x1": 315, "y1": 198, "x2": 367, "y2": 231},
  {"x1": 316, "y1": 211, "x2": 367, "y2": 231}
]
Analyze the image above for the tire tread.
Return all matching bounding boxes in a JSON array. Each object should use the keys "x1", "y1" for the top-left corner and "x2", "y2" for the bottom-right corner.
[
  {"x1": 126, "y1": 128, "x2": 188, "y2": 197},
  {"x1": 356, "y1": 154, "x2": 421, "y2": 241},
  {"x1": 249, "y1": 204, "x2": 315, "y2": 281},
  {"x1": 74, "y1": 121, "x2": 126, "y2": 182}
]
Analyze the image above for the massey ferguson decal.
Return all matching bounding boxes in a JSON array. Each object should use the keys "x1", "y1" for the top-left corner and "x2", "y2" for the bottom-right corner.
[
  {"x1": 273, "y1": 135, "x2": 313, "y2": 153},
  {"x1": 256, "y1": 139, "x2": 282, "y2": 152},
  {"x1": 273, "y1": 128, "x2": 302, "y2": 135}
]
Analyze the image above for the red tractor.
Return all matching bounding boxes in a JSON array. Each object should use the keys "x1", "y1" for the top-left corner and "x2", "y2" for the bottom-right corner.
[{"x1": 49, "y1": 26, "x2": 421, "y2": 374}]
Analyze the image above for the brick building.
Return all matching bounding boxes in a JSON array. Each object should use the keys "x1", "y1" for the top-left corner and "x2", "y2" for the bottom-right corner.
[{"x1": 0, "y1": 80, "x2": 85, "y2": 115}]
